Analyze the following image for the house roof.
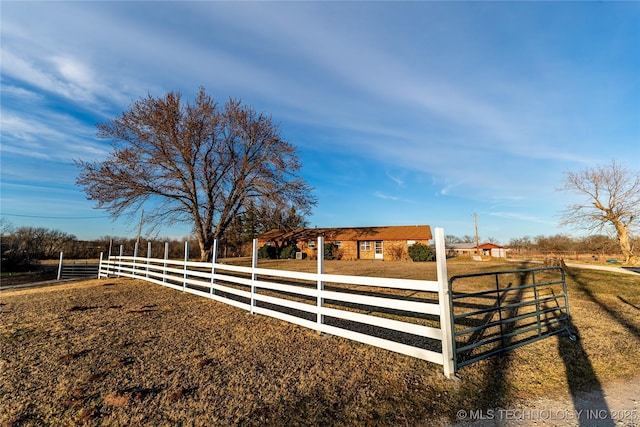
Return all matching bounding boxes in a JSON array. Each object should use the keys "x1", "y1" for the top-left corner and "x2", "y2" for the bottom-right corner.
[
  {"x1": 446, "y1": 243, "x2": 476, "y2": 250},
  {"x1": 260, "y1": 225, "x2": 433, "y2": 242},
  {"x1": 446, "y1": 242, "x2": 505, "y2": 250},
  {"x1": 476, "y1": 243, "x2": 504, "y2": 249}
]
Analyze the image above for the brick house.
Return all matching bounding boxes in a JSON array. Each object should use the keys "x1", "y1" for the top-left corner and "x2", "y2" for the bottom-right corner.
[{"x1": 258, "y1": 225, "x2": 433, "y2": 261}]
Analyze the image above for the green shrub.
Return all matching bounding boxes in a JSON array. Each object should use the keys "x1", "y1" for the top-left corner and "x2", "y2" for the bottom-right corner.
[
  {"x1": 279, "y1": 244, "x2": 298, "y2": 259},
  {"x1": 324, "y1": 243, "x2": 335, "y2": 260},
  {"x1": 408, "y1": 243, "x2": 435, "y2": 262},
  {"x1": 258, "y1": 245, "x2": 277, "y2": 259}
]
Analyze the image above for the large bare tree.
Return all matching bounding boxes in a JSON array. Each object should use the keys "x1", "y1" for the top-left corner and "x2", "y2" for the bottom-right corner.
[
  {"x1": 76, "y1": 88, "x2": 316, "y2": 261},
  {"x1": 559, "y1": 160, "x2": 639, "y2": 265}
]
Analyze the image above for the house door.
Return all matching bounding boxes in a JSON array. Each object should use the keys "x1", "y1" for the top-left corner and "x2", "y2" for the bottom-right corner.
[{"x1": 374, "y1": 241, "x2": 384, "y2": 259}]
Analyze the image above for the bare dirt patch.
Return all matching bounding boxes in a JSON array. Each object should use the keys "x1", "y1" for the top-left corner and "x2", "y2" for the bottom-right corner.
[{"x1": 0, "y1": 261, "x2": 638, "y2": 426}]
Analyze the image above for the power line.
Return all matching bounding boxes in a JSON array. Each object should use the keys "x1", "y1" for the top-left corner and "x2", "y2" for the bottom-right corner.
[{"x1": 1, "y1": 213, "x2": 110, "y2": 219}]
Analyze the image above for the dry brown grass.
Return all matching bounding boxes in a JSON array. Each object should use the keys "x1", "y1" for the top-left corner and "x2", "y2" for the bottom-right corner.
[{"x1": 1, "y1": 259, "x2": 638, "y2": 426}]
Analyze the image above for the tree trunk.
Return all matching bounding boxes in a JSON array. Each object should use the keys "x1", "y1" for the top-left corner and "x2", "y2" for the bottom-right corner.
[
  {"x1": 614, "y1": 220, "x2": 638, "y2": 265},
  {"x1": 196, "y1": 233, "x2": 215, "y2": 262}
]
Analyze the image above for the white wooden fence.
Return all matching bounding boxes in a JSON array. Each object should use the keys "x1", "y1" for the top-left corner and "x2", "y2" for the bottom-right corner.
[{"x1": 99, "y1": 228, "x2": 455, "y2": 377}]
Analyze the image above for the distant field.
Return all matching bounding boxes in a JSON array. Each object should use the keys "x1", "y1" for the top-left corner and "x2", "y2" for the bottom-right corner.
[{"x1": 1, "y1": 259, "x2": 638, "y2": 426}]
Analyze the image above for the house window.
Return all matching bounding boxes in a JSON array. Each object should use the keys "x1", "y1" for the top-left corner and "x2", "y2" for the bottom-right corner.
[
  {"x1": 334, "y1": 241, "x2": 342, "y2": 248},
  {"x1": 308, "y1": 240, "x2": 316, "y2": 248},
  {"x1": 360, "y1": 241, "x2": 371, "y2": 251},
  {"x1": 374, "y1": 241, "x2": 383, "y2": 255},
  {"x1": 407, "y1": 240, "x2": 416, "y2": 246}
]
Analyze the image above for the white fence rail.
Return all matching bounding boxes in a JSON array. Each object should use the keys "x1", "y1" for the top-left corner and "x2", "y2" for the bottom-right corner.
[{"x1": 99, "y1": 228, "x2": 455, "y2": 377}]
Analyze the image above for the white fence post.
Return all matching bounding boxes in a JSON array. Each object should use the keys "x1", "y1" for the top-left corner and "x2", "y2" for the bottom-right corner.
[
  {"x1": 118, "y1": 245, "x2": 123, "y2": 276},
  {"x1": 183, "y1": 241, "x2": 189, "y2": 291},
  {"x1": 210, "y1": 239, "x2": 218, "y2": 295},
  {"x1": 251, "y1": 238, "x2": 258, "y2": 314},
  {"x1": 133, "y1": 241, "x2": 139, "y2": 277},
  {"x1": 57, "y1": 251, "x2": 64, "y2": 280},
  {"x1": 435, "y1": 227, "x2": 455, "y2": 378},
  {"x1": 163, "y1": 242, "x2": 169, "y2": 283},
  {"x1": 317, "y1": 236, "x2": 325, "y2": 331},
  {"x1": 99, "y1": 252, "x2": 104, "y2": 278},
  {"x1": 147, "y1": 241, "x2": 151, "y2": 278}
]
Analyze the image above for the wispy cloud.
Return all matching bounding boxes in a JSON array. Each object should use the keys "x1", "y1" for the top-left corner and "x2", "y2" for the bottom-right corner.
[
  {"x1": 1, "y1": 109, "x2": 108, "y2": 162},
  {"x1": 374, "y1": 192, "x2": 400, "y2": 201},
  {"x1": 51, "y1": 55, "x2": 96, "y2": 92},
  {"x1": 488, "y1": 211, "x2": 555, "y2": 226},
  {"x1": 1, "y1": 84, "x2": 44, "y2": 101},
  {"x1": 190, "y1": 3, "x2": 602, "y2": 200},
  {"x1": 373, "y1": 192, "x2": 417, "y2": 205},
  {"x1": 385, "y1": 172, "x2": 404, "y2": 187}
]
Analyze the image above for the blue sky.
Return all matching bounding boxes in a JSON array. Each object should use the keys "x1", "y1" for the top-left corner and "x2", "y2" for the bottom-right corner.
[{"x1": 1, "y1": 1, "x2": 639, "y2": 244}]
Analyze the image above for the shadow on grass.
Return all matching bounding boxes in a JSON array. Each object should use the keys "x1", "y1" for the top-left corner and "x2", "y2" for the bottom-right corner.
[
  {"x1": 475, "y1": 269, "x2": 529, "y2": 408},
  {"x1": 557, "y1": 266, "x2": 634, "y2": 426},
  {"x1": 557, "y1": 325, "x2": 614, "y2": 427},
  {"x1": 566, "y1": 269, "x2": 640, "y2": 340},
  {"x1": 617, "y1": 296, "x2": 640, "y2": 311}
]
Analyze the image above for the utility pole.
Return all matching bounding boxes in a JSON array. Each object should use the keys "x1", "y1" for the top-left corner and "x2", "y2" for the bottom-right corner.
[{"x1": 474, "y1": 212, "x2": 480, "y2": 255}]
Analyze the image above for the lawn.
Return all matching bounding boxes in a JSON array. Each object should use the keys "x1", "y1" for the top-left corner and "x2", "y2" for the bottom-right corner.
[{"x1": 1, "y1": 259, "x2": 638, "y2": 426}]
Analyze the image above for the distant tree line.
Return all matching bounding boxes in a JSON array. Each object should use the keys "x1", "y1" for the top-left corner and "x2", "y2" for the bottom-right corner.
[
  {"x1": 1, "y1": 204, "x2": 306, "y2": 272},
  {"x1": 444, "y1": 232, "x2": 630, "y2": 255},
  {"x1": 507, "y1": 234, "x2": 630, "y2": 255},
  {"x1": 1, "y1": 225, "x2": 77, "y2": 271},
  {"x1": 3, "y1": 221, "x2": 632, "y2": 273}
]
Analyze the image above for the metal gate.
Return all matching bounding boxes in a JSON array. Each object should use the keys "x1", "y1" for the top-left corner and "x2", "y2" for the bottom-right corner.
[
  {"x1": 58, "y1": 263, "x2": 99, "y2": 280},
  {"x1": 449, "y1": 266, "x2": 575, "y2": 371},
  {"x1": 56, "y1": 252, "x2": 99, "y2": 280}
]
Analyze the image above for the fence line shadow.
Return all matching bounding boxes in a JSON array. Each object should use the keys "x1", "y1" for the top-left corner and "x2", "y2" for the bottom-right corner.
[
  {"x1": 556, "y1": 324, "x2": 614, "y2": 427},
  {"x1": 473, "y1": 268, "x2": 529, "y2": 408},
  {"x1": 617, "y1": 295, "x2": 640, "y2": 311},
  {"x1": 554, "y1": 266, "x2": 628, "y2": 426},
  {"x1": 565, "y1": 269, "x2": 640, "y2": 340}
]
